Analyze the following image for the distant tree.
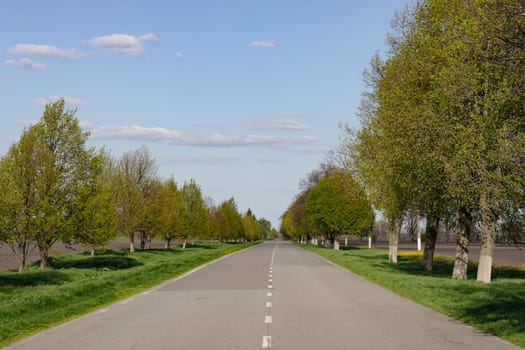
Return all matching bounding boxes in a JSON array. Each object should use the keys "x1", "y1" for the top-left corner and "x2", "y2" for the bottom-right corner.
[
  {"x1": 114, "y1": 146, "x2": 159, "y2": 252},
  {"x1": 305, "y1": 170, "x2": 375, "y2": 249},
  {"x1": 181, "y1": 179, "x2": 208, "y2": 247},
  {"x1": 258, "y1": 218, "x2": 272, "y2": 239},
  {"x1": 151, "y1": 177, "x2": 188, "y2": 249},
  {"x1": 242, "y1": 209, "x2": 262, "y2": 241}
]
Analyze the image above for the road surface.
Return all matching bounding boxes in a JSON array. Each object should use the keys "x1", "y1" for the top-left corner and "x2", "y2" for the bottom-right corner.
[{"x1": 4, "y1": 241, "x2": 521, "y2": 349}]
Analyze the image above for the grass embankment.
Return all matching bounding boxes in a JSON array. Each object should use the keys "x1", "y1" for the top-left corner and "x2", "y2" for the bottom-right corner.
[
  {"x1": 300, "y1": 244, "x2": 525, "y2": 348},
  {"x1": 0, "y1": 242, "x2": 256, "y2": 346}
]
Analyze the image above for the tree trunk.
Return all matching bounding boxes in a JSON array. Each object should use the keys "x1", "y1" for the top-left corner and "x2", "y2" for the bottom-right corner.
[
  {"x1": 129, "y1": 234, "x2": 135, "y2": 253},
  {"x1": 18, "y1": 253, "x2": 26, "y2": 273},
  {"x1": 165, "y1": 238, "x2": 171, "y2": 249},
  {"x1": 422, "y1": 215, "x2": 439, "y2": 271},
  {"x1": 452, "y1": 207, "x2": 471, "y2": 280},
  {"x1": 91, "y1": 247, "x2": 95, "y2": 257},
  {"x1": 387, "y1": 217, "x2": 400, "y2": 263},
  {"x1": 182, "y1": 240, "x2": 187, "y2": 249},
  {"x1": 477, "y1": 192, "x2": 496, "y2": 283},
  {"x1": 334, "y1": 238, "x2": 340, "y2": 250},
  {"x1": 39, "y1": 247, "x2": 48, "y2": 269},
  {"x1": 416, "y1": 216, "x2": 422, "y2": 251}
]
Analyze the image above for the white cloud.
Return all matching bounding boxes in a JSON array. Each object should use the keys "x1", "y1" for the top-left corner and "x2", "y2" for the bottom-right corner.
[
  {"x1": 89, "y1": 124, "x2": 320, "y2": 151},
  {"x1": 89, "y1": 33, "x2": 160, "y2": 55},
  {"x1": 35, "y1": 95, "x2": 86, "y2": 106},
  {"x1": 175, "y1": 51, "x2": 184, "y2": 58},
  {"x1": 4, "y1": 59, "x2": 17, "y2": 65},
  {"x1": 248, "y1": 40, "x2": 277, "y2": 48},
  {"x1": 8, "y1": 44, "x2": 81, "y2": 59},
  {"x1": 79, "y1": 120, "x2": 94, "y2": 130},
  {"x1": 20, "y1": 58, "x2": 46, "y2": 70},
  {"x1": 245, "y1": 119, "x2": 311, "y2": 131},
  {"x1": 138, "y1": 33, "x2": 160, "y2": 42}
]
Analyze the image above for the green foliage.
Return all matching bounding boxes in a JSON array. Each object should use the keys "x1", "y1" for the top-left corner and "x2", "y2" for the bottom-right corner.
[
  {"x1": 114, "y1": 146, "x2": 159, "y2": 251},
  {"x1": 181, "y1": 179, "x2": 208, "y2": 242},
  {"x1": 348, "y1": 0, "x2": 525, "y2": 278},
  {"x1": 150, "y1": 177, "x2": 188, "y2": 248},
  {"x1": 305, "y1": 170, "x2": 375, "y2": 239},
  {"x1": 0, "y1": 99, "x2": 94, "y2": 269}
]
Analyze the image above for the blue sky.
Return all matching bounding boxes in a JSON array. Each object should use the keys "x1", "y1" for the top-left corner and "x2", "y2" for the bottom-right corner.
[{"x1": 1, "y1": 0, "x2": 406, "y2": 227}]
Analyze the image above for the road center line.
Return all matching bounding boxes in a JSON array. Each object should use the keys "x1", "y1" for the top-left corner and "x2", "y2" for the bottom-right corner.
[
  {"x1": 262, "y1": 336, "x2": 272, "y2": 348},
  {"x1": 265, "y1": 315, "x2": 273, "y2": 324}
]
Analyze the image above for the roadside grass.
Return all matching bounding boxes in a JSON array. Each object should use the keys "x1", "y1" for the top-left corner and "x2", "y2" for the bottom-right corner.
[
  {"x1": 300, "y1": 244, "x2": 525, "y2": 348},
  {"x1": 0, "y1": 242, "x2": 256, "y2": 346}
]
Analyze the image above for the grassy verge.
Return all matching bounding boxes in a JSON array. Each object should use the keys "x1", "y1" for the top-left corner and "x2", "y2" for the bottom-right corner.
[
  {"x1": 0, "y1": 242, "x2": 257, "y2": 346},
  {"x1": 300, "y1": 244, "x2": 525, "y2": 348}
]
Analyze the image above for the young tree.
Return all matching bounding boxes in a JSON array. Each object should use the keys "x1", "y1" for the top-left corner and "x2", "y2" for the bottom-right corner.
[
  {"x1": 74, "y1": 149, "x2": 119, "y2": 256},
  {"x1": 181, "y1": 179, "x2": 208, "y2": 247},
  {"x1": 151, "y1": 177, "x2": 188, "y2": 249}
]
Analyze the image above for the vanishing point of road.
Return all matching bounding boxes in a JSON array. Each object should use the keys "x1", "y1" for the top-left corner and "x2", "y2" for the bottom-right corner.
[{"x1": 4, "y1": 241, "x2": 521, "y2": 350}]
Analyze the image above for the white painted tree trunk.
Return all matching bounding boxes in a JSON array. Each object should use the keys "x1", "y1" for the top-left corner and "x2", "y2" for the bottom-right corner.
[
  {"x1": 334, "y1": 239, "x2": 340, "y2": 250},
  {"x1": 477, "y1": 193, "x2": 496, "y2": 283},
  {"x1": 416, "y1": 215, "x2": 422, "y2": 251},
  {"x1": 368, "y1": 236, "x2": 372, "y2": 249},
  {"x1": 344, "y1": 237, "x2": 348, "y2": 246}
]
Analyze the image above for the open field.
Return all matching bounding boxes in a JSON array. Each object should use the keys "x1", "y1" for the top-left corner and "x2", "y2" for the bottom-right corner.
[
  {"x1": 300, "y1": 244, "x2": 525, "y2": 348},
  {"x1": 1, "y1": 240, "x2": 523, "y2": 272},
  {"x1": 0, "y1": 242, "x2": 256, "y2": 347}
]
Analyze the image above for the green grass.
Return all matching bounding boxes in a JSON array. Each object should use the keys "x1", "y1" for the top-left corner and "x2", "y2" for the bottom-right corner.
[
  {"x1": 300, "y1": 244, "x2": 525, "y2": 348},
  {"x1": 0, "y1": 242, "x2": 257, "y2": 346}
]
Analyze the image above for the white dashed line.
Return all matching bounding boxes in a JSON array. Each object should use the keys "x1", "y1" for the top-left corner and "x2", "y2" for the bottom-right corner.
[
  {"x1": 266, "y1": 301, "x2": 272, "y2": 308},
  {"x1": 265, "y1": 315, "x2": 273, "y2": 324},
  {"x1": 268, "y1": 284, "x2": 273, "y2": 289},
  {"x1": 98, "y1": 309, "x2": 108, "y2": 314},
  {"x1": 269, "y1": 279, "x2": 272, "y2": 283},
  {"x1": 262, "y1": 336, "x2": 272, "y2": 348},
  {"x1": 267, "y1": 292, "x2": 272, "y2": 297}
]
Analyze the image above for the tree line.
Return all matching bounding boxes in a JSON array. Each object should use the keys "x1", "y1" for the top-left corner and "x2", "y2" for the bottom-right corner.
[
  {"x1": 281, "y1": 165, "x2": 375, "y2": 249},
  {"x1": 0, "y1": 99, "x2": 274, "y2": 272},
  {"x1": 348, "y1": 0, "x2": 525, "y2": 283},
  {"x1": 281, "y1": 0, "x2": 525, "y2": 283}
]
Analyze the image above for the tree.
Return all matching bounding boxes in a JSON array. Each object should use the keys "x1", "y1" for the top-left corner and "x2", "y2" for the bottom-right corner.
[
  {"x1": 0, "y1": 137, "x2": 37, "y2": 272},
  {"x1": 114, "y1": 146, "x2": 159, "y2": 253},
  {"x1": 13, "y1": 99, "x2": 94, "y2": 269},
  {"x1": 281, "y1": 190, "x2": 313, "y2": 243},
  {"x1": 151, "y1": 177, "x2": 188, "y2": 249},
  {"x1": 74, "y1": 149, "x2": 118, "y2": 256},
  {"x1": 181, "y1": 179, "x2": 208, "y2": 247},
  {"x1": 305, "y1": 170, "x2": 375, "y2": 249},
  {"x1": 242, "y1": 209, "x2": 262, "y2": 241}
]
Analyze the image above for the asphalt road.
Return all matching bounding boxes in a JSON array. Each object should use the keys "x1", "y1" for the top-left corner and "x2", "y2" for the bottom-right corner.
[{"x1": 4, "y1": 241, "x2": 522, "y2": 349}]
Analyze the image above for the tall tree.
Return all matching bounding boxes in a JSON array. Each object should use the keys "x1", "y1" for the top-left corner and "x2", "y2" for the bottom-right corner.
[
  {"x1": 114, "y1": 146, "x2": 158, "y2": 253},
  {"x1": 22, "y1": 99, "x2": 94, "y2": 268}
]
